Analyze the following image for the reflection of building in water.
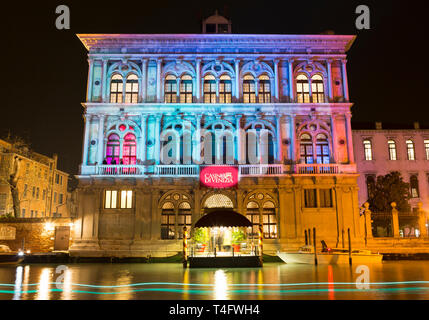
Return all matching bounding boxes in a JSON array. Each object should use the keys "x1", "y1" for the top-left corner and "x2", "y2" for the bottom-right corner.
[{"x1": 70, "y1": 13, "x2": 364, "y2": 258}]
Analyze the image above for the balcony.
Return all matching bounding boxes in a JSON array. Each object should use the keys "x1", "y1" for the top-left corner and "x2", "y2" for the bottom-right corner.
[
  {"x1": 295, "y1": 164, "x2": 339, "y2": 175},
  {"x1": 81, "y1": 163, "x2": 356, "y2": 178}
]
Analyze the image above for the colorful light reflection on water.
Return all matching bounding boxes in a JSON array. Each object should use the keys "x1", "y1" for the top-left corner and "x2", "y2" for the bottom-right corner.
[{"x1": 1, "y1": 262, "x2": 429, "y2": 300}]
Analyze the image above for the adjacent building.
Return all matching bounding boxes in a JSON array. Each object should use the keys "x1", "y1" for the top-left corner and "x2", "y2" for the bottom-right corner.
[
  {"x1": 353, "y1": 122, "x2": 429, "y2": 236},
  {"x1": 0, "y1": 139, "x2": 70, "y2": 218},
  {"x1": 71, "y1": 14, "x2": 364, "y2": 257}
]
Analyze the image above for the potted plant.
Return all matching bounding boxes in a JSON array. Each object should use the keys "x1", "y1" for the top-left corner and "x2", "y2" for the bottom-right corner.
[
  {"x1": 232, "y1": 229, "x2": 246, "y2": 252},
  {"x1": 192, "y1": 228, "x2": 209, "y2": 252}
]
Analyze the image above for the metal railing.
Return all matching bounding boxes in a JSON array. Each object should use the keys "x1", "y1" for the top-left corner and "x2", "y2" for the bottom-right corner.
[
  {"x1": 239, "y1": 164, "x2": 284, "y2": 176},
  {"x1": 295, "y1": 164, "x2": 339, "y2": 174},
  {"x1": 92, "y1": 163, "x2": 345, "y2": 177},
  {"x1": 154, "y1": 165, "x2": 199, "y2": 177},
  {"x1": 98, "y1": 165, "x2": 144, "y2": 176}
]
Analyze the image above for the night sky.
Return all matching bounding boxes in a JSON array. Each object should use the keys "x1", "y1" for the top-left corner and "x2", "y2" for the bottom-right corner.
[{"x1": 1, "y1": 0, "x2": 427, "y2": 175}]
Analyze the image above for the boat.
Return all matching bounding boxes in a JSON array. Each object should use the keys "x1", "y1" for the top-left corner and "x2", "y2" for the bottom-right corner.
[
  {"x1": 277, "y1": 245, "x2": 383, "y2": 265},
  {"x1": 0, "y1": 245, "x2": 25, "y2": 265}
]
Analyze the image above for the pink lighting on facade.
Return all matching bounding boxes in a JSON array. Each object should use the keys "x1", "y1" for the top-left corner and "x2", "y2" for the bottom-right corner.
[{"x1": 200, "y1": 166, "x2": 238, "y2": 189}]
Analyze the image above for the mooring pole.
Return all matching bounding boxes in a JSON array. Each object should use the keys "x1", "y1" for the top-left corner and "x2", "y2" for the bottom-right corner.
[
  {"x1": 182, "y1": 226, "x2": 188, "y2": 268},
  {"x1": 313, "y1": 227, "x2": 318, "y2": 266},
  {"x1": 258, "y1": 224, "x2": 263, "y2": 267},
  {"x1": 348, "y1": 228, "x2": 352, "y2": 266},
  {"x1": 305, "y1": 230, "x2": 308, "y2": 245}
]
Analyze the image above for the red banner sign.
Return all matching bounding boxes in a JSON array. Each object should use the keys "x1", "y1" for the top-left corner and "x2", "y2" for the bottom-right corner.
[{"x1": 200, "y1": 166, "x2": 239, "y2": 189}]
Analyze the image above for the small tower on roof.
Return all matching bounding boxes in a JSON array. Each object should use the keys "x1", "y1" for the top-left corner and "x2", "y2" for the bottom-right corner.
[{"x1": 202, "y1": 10, "x2": 232, "y2": 34}]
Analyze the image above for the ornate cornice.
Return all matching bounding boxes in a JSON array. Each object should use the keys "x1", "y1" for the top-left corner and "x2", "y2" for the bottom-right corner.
[{"x1": 77, "y1": 34, "x2": 356, "y2": 55}]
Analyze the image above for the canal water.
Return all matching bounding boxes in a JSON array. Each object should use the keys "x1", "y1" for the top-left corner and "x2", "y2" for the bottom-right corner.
[{"x1": 1, "y1": 261, "x2": 429, "y2": 300}]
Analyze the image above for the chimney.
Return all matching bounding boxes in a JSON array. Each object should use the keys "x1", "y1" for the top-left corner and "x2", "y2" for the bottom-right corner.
[
  {"x1": 414, "y1": 122, "x2": 420, "y2": 130},
  {"x1": 375, "y1": 122, "x2": 382, "y2": 130}
]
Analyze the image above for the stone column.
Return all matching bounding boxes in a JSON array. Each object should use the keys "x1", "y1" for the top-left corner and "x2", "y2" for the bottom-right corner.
[
  {"x1": 274, "y1": 59, "x2": 280, "y2": 102},
  {"x1": 154, "y1": 114, "x2": 162, "y2": 164},
  {"x1": 289, "y1": 115, "x2": 296, "y2": 163},
  {"x1": 101, "y1": 58, "x2": 108, "y2": 103},
  {"x1": 326, "y1": 60, "x2": 333, "y2": 101},
  {"x1": 341, "y1": 59, "x2": 350, "y2": 102},
  {"x1": 330, "y1": 114, "x2": 337, "y2": 163},
  {"x1": 391, "y1": 202, "x2": 400, "y2": 238},
  {"x1": 97, "y1": 114, "x2": 105, "y2": 164},
  {"x1": 195, "y1": 114, "x2": 202, "y2": 163},
  {"x1": 235, "y1": 114, "x2": 242, "y2": 164},
  {"x1": 196, "y1": 58, "x2": 201, "y2": 102},
  {"x1": 141, "y1": 58, "x2": 148, "y2": 103},
  {"x1": 150, "y1": 190, "x2": 160, "y2": 240},
  {"x1": 345, "y1": 113, "x2": 355, "y2": 164},
  {"x1": 82, "y1": 114, "x2": 92, "y2": 166},
  {"x1": 86, "y1": 58, "x2": 94, "y2": 102},
  {"x1": 418, "y1": 202, "x2": 428, "y2": 238},
  {"x1": 156, "y1": 58, "x2": 162, "y2": 102},
  {"x1": 288, "y1": 59, "x2": 294, "y2": 102},
  {"x1": 140, "y1": 114, "x2": 148, "y2": 163},
  {"x1": 276, "y1": 115, "x2": 283, "y2": 163},
  {"x1": 234, "y1": 59, "x2": 240, "y2": 101}
]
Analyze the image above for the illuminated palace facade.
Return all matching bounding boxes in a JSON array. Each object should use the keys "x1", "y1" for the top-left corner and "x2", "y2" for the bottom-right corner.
[{"x1": 71, "y1": 29, "x2": 364, "y2": 257}]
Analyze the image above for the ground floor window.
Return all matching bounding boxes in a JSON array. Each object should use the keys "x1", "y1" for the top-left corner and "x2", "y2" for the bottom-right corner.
[
  {"x1": 262, "y1": 202, "x2": 277, "y2": 239},
  {"x1": 161, "y1": 202, "x2": 175, "y2": 239},
  {"x1": 104, "y1": 190, "x2": 134, "y2": 209},
  {"x1": 304, "y1": 189, "x2": 317, "y2": 208},
  {"x1": 246, "y1": 201, "x2": 260, "y2": 238},
  {"x1": 304, "y1": 189, "x2": 334, "y2": 208},
  {"x1": 319, "y1": 189, "x2": 333, "y2": 208}
]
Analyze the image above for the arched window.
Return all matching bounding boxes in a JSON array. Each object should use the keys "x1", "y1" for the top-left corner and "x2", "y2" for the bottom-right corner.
[
  {"x1": 125, "y1": 74, "x2": 139, "y2": 103},
  {"x1": 300, "y1": 134, "x2": 314, "y2": 164},
  {"x1": 258, "y1": 75, "x2": 271, "y2": 103},
  {"x1": 388, "y1": 140, "x2": 397, "y2": 161},
  {"x1": 204, "y1": 74, "x2": 216, "y2": 103},
  {"x1": 363, "y1": 140, "x2": 373, "y2": 161},
  {"x1": 178, "y1": 202, "x2": 192, "y2": 239},
  {"x1": 246, "y1": 201, "x2": 260, "y2": 238},
  {"x1": 262, "y1": 201, "x2": 277, "y2": 239},
  {"x1": 219, "y1": 75, "x2": 232, "y2": 103},
  {"x1": 179, "y1": 75, "x2": 193, "y2": 103},
  {"x1": 164, "y1": 75, "x2": 177, "y2": 103},
  {"x1": 110, "y1": 74, "x2": 123, "y2": 103},
  {"x1": 296, "y1": 74, "x2": 310, "y2": 103},
  {"x1": 243, "y1": 74, "x2": 256, "y2": 103},
  {"x1": 316, "y1": 134, "x2": 330, "y2": 164},
  {"x1": 161, "y1": 202, "x2": 175, "y2": 239},
  {"x1": 122, "y1": 133, "x2": 137, "y2": 165},
  {"x1": 106, "y1": 134, "x2": 120, "y2": 164},
  {"x1": 410, "y1": 175, "x2": 420, "y2": 198},
  {"x1": 311, "y1": 74, "x2": 325, "y2": 103},
  {"x1": 407, "y1": 140, "x2": 415, "y2": 160}
]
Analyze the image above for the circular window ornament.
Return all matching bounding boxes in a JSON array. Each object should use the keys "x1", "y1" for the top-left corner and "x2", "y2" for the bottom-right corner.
[
  {"x1": 94, "y1": 80, "x2": 100, "y2": 86},
  {"x1": 310, "y1": 125, "x2": 317, "y2": 131},
  {"x1": 90, "y1": 140, "x2": 96, "y2": 146},
  {"x1": 173, "y1": 194, "x2": 180, "y2": 201},
  {"x1": 257, "y1": 193, "x2": 264, "y2": 200},
  {"x1": 214, "y1": 65, "x2": 222, "y2": 72},
  {"x1": 339, "y1": 139, "x2": 346, "y2": 145}
]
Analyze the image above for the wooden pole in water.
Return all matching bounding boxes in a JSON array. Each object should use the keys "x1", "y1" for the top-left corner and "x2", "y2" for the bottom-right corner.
[
  {"x1": 348, "y1": 228, "x2": 352, "y2": 266},
  {"x1": 313, "y1": 227, "x2": 318, "y2": 266},
  {"x1": 182, "y1": 226, "x2": 188, "y2": 268},
  {"x1": 258, "y1": 224, "x2": 263, "y2": 267}
]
